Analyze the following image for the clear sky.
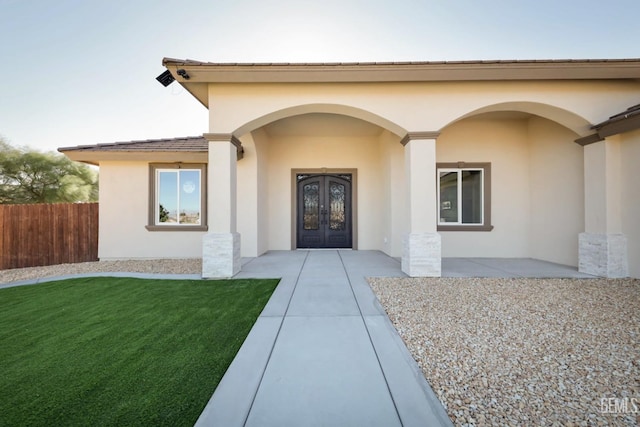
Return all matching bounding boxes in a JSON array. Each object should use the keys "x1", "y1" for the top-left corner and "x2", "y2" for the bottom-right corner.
[{"x1": 1, "y1": 0, "x2": 639, "y2": 153}]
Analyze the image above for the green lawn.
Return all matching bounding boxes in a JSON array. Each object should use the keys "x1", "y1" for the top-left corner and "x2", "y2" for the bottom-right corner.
[{"x1": 0, "y1": 277, "x2": 279, "y2": 426}]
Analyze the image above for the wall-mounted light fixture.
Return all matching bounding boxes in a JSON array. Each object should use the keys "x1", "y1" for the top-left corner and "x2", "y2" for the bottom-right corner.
[{"x1": 176, "y1": 69, "x2": 190, "y2": 80}]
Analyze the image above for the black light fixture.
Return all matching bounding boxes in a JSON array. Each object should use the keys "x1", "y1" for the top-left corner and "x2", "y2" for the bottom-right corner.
[
  {"x1": 176, "y1": 69, "x2": 190, "y2": 80},
  {"x1": 156, "y1": 70, "x2": 175, "y2": 87}
]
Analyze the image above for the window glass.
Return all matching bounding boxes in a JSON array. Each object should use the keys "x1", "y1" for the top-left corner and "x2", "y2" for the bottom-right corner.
[
  {"x1": 438, "y1": 168, "x2": 483, "y2": 225},
  {"x1": 439, "y1": 171, "x2": 458, "y2": 223},
  {"x1": 461, "y1": 170, "x2": 482, "y2": 224},
  {"x1": 156, "y1": 169, "x2": 201, "y2": 225},
  {"x1": 179, "y1": 170, "x2": 201, "y2": 225},
  {"x1": 158, "y1": 171, "x2": 178, "y2": 223}
]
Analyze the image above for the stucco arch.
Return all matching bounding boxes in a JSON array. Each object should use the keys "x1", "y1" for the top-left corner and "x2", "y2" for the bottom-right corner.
[
  {"x1": 443, "y1": 101, "x2": 592, "y2": 136},
  {"x1": 233, "y1": 103, "x2": 407, "y2": 138}
]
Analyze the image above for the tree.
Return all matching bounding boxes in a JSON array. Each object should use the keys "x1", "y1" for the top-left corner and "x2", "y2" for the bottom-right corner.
[
  {"x1": 0, "y1": 138, "x2": 98, "y2": 204},
  {"x1": 159, "y1": 204, "x2": 169, "y2": 222}
]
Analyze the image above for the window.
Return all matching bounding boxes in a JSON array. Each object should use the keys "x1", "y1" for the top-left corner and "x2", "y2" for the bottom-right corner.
[
  {"x1": 437, "y1": 162, "x2": 493, "y2": 231},
  {"x1": 147, "y1": 164, "x2": 207, "y2": 231}
]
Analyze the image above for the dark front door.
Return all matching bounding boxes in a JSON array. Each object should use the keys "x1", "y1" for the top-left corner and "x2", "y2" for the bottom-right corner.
[{"x1": 296, "y1": 174, "x2": 352, "y2": 249}]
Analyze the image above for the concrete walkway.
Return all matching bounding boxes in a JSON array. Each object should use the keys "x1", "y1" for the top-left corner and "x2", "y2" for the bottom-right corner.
[{"x1": 195, "y1": 250, "x2": 453, "y2": 427}]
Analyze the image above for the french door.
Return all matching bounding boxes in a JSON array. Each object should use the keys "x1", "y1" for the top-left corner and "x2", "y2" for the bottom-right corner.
[{"x1": 296, "y1": 174, "x2": 352, "y2": 249}]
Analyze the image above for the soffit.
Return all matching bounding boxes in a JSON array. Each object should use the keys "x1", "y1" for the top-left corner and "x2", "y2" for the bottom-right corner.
[{"x1": 61, "y1": 151, "x2": 208, "y2": 166}]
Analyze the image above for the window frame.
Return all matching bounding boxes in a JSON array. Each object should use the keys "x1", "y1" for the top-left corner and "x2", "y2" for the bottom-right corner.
[
  {"x1": 146, "y1": 163, "x2": 208, "y2": 232},
  {"x1": 436, "y1": 162, "x2": 493, "y2": 232}
]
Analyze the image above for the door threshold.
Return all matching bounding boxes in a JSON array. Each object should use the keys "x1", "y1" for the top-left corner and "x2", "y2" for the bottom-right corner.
[{"x1": 296, "y1": 248, "x2": 353, "y2": 251}]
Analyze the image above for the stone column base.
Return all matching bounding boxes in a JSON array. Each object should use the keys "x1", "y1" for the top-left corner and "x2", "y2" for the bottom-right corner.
[
  {"x1": 579, "y1": 232, "x2": 628, "y2": 278},
  {"x1": 202, "y1": 232, "x2": 241, "y2": 278},
  {"x1": 402, "y1": 232, "x2": 441, "y2": 277}
]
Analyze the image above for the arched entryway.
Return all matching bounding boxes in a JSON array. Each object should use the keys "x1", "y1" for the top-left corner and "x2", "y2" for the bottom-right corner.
[
  {"x1": 235, "y1": 109, "x2": 406, "y2": 257},
  {"x1": 437, "y1": 104, "x2": 589, "y2": 267}
]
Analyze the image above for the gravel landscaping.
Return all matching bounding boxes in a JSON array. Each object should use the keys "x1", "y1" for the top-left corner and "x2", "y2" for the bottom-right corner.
[
  {"x1": 369, "y1": 277, "x2": 640, "y2": 427},
  {"x1": 0, "y1": 259, "x2": 202, "y2": 285}
]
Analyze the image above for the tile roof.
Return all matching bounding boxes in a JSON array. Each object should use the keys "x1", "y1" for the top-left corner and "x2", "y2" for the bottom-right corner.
[
  {"x1": 594, "y1": 103, "x2": 640, "y2": 128},
  {"x1": 576, "y1": 103, "x2": 640, "y2": 145},
  {"x1": 58, "y1": 136, "x2": 207, "y2": 153},
  {"x1": 163, "y1": 58, "x2": 640, "y2": 67}
]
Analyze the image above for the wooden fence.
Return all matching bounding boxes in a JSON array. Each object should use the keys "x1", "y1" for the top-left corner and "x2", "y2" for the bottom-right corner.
[{"x1": 0, "y1": 203, "x2": 98, "y2": 270}]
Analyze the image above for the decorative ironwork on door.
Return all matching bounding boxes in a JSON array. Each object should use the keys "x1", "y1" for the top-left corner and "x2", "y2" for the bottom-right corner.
[
  {"x1": 303, "y1": 182, "x2": 320, "y2": 230},
  {"x1": 297, "y1": 174, "x2": 352, "y2": 248},
  {"x1": 329, "y1": 182, "x2": 346, "y2": 231}
]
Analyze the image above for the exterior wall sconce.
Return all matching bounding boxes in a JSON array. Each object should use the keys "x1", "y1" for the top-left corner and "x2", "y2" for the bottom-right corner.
[{"x1": 176, "y1": 69, "x2": 190, "y2": 80}]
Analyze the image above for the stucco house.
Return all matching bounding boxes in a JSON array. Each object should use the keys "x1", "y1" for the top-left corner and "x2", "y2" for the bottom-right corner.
[{"x1": 59, "y1": 58, "x2": 640, "y2": 279}]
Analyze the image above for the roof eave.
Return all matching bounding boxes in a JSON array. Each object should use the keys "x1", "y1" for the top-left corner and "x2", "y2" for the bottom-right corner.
[
  {"x1": 574, "y1": 105, "x2": 640, "y2": 145},
  {"x1": 595, "y1": 112, "x2": 640, "y2": 138},
  {"x1": 60, "y1": 150, "x2": 209, "y2": 164},
  {"x1": 162, "y1": 58, "x2": 640, "y2": 85}
]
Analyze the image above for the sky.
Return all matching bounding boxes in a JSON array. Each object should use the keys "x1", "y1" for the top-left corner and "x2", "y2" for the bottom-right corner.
[{"x1": 0, "y1": 0, "x2": 639, "y2": 153}]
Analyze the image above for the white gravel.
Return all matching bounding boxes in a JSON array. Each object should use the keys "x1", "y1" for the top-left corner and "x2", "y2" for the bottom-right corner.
[
  {"x1": 0, "y1": 259, "x2": 202, "y2": 284},
  {"x1": 369, "y1": 277, "x2": 640, "y2": 427}
]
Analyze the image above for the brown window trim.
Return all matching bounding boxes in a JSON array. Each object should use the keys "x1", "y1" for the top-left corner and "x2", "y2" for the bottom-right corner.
[
  {"x1": 438, "y1": 224, "x2": 494, "y2": 232},
  {"x1": 146, "y1": 163, "x2": 208, "y2": 232},
  {"x1": 436, "y1": 162, "x2": 493, "y2": 232},
  {"x1": 145, "y1": 225, "x2": 209, "y2": 232}
]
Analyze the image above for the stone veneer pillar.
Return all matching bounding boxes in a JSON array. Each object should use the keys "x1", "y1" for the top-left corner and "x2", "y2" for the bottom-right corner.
[
  {"x1": 579, "y1": 138, "x2": 628, "y2": 278},
  {"x1": 401, "y1": 132, "x2": 441, "y2": 277},
  {"x1": 202, "y1": 134, "x2": 242, "y2": 278}
]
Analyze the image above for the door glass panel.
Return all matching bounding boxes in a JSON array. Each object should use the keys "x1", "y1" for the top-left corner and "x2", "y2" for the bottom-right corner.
[
  {"x1": 439, "y1": 171, "x2": 458, "y2": 223},
  {"x1": 329, "y1": 181, "x2": 346, "y2": 231},
  {"x1": 303, "y1": 182, "x2": 320, "y2": 230}
]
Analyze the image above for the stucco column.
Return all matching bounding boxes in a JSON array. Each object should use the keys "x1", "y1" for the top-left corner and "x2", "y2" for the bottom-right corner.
[
  {"x1": 579, "y1": 137, "x2": 628, "y2": 277},
  {"x1": 401, "y1": 132, "x2": 441, "y2": 277},
  {"x1": 202, "y1": 133, "x2": 242, "y2": 278}
]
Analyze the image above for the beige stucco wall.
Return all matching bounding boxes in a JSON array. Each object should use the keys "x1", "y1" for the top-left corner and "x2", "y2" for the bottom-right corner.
[
  {"x1": 94, "y1": 119, "x2": 403, "y2": 260},
  {"x1": 233, "y1": 113, "x2": 413, "y2": 258},
  {"x1": 378, "y1": 130, "x2": 407, "y2": 257},
  {"x1": 205, "y1": 78, "x2": 637, "y2": 266},
  {"x1": 94, "y1": 117, "x2": 587, "y2": 266},
  {"x1": 236, "y1": 133, "x2": 259, "y2": 256},
  {"x1": 262, "y1": 132, "x2": 386, "y2": 253},
  {"x1": 584, "y1": 137, "x2": 626, "y2": 237},
  {"x1": 435, "y1": 115, "x2": 584, "y2": 265},
  {"x1": 621, "y1": 129, "x2": 640, "y2": 278},
  {"x1": 437, "y1": 117, "x2": 531, "y2": 257},
  {"x1": 233, "y1": 112, "x2": 585, "y2": 264},
  {"x1": 89, "y1": 78, "x2": 639, "y2": 270},
  {"x1": 236, "y1": 130, "x2": 271, "y2": 257},
  {"x1": 528, "y1": 117, "x2": 584, "y2": 266},
  {"x1": 98, "y1": 161, "x2": 205, "y2": 260},
  {"x1": 208, "y1": 81, "x2": 640, "y2": 137}
]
